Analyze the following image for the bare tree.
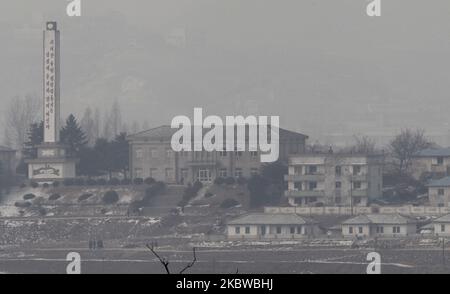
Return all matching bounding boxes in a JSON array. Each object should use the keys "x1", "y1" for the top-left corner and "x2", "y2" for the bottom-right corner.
[
  {"x1": 142, "y1": 120, "x2": 150, "y2": 131},
  {"x1": 146, "y1": 243, "x2": 170, "y2": 274},
  {"x1": 131, "y1": 121, "x2": 140, "y2": 134},
  {"x1": 146, "y1": 243, "x2": 197, "y2": 274},
  {"x1": 110, "y1": 100, "x2": 122, "y2": 137},
  {"x1": 80, "y1": 107, "x2": 95, "y2": 146},
  {"x1": 389, "y1": 128, "x2": 433, "y2": 175},
  {"x1": 102, "y1": 110, "x2": 112, "y2": 140},
  {"x1": 3, "y1": 95, "x2": 41, "y2": 149},
  {"x1": 93, "y1": 107, "x2": 101, "y2": 141},
  {"x1": 121, "y1": 122, "x2": 129, "y2": 134},
  {"x1": 349, "y1": 135, "x2": 376, "y2": 154}
]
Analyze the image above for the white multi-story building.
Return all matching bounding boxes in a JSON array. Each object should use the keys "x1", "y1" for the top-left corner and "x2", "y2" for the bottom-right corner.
[
  {"x1": 285, "y1": 153, "x2": 383, "y2": 207},
  {"x1": 426, "y1": 176, "x2": 450, "y2": 207}
]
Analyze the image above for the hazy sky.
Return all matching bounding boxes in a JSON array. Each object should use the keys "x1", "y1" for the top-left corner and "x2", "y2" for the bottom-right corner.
[{"x1": 1, "y1": 0, "x2": 450, "y2": 146}]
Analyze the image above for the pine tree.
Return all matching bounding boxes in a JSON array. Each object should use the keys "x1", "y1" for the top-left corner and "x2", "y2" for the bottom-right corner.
[
  {"x1": 60, "y1": 114, "x2": 87, "y2": 156},
  {"x1": 110, "y1": 132, "x2": 129, "y2": 179},
  {"x1": 22, "y1": 121, "x2": 44, "y2": 159}
]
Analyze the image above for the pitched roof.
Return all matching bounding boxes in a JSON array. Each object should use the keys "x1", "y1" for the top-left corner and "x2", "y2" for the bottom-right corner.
[
  {"x1": 0, "y1": 145, "x2": 15, "y2": 152},
  {"x1": 127, "y1": 125, "x2": 308, "y2": 141},
  {"x1": 228, "y1": 213, "x2": 315, "y2": 225},
  {"x1": 426, "y1": 176, "x2": 450, "y2": 187},
  {"x1": 342, "y1": 214, "x2": 414, "y2": 225},
  {"x1": 434, "y1": 214, "x2": 450, "y2": 223},
  {"x1": 414, "y1": 147, "x2": 450, "y2": 157},
  {"x1": 127, "y1": 125, "x2": 176, "y2": 141}
]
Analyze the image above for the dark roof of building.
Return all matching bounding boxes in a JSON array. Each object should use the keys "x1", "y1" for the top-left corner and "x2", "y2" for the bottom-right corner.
[
  {"x1": 426, "y1": 176, "x2": 450, "y2": 187},
  {"x1": 0, "y1": 145, "x2": 15, "y2": 152},
  {"x1": 434, "y1": 214, "x2": 450, "y2": 223},
  {"x1": 342, "y1": 214, "x2": 414, "y2": 225},
  {"x1": 127, "y1": 125, "x2": 308, "y2": 141},
  {"x1": 414, "y1": 147, "x2": 450, "y2": 157},
  {"x1": 228, "y1": 213, "x2": 316, "y2": 225},
  {"x1": 127, "y1": 125, "x2": 176, "y2": 141}
]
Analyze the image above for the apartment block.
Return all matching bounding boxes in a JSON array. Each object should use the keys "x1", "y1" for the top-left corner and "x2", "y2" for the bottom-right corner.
[
  {"x1": 411, "y1": 148, "x2": 450, "y2": 180},
  {"x1": 127, "y1": 125, "x2": 307, "y2": 184},
  {"x1": 285, "y1": 153, "x2": 383, "y2": 207},
  {"x1": 426, "y1": 176, "x2": 450, "y2": 207}
]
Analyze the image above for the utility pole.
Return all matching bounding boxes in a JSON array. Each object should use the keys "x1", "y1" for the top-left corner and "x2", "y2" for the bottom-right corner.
[
  {"x1": 442, "y1": 237, "x2": 446, "y2": 268},
  {"x1": 350, "y1": 177, "x2": 353, "y2": 216}
]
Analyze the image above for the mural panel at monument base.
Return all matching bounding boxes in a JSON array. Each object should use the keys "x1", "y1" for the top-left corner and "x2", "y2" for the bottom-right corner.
[{"x1": 28, "y1": 162, "x2": 76, "y2": 180}]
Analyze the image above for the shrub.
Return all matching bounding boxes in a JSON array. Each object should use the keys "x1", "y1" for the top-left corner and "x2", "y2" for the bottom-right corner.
[
  {"x1": 42, "y1": 183, "x2": 50, "y2": 188},
  {"x1": 193, "y1": 180, "x2": 203, "y2": 192},
  {"x1": 141, "y1": 182, "x2": 166, "y2": 206},
  {"x1": 63, "y1": 178, "x2": 75, "y2": 186},
  {"x1": 220, "y1": 198, "x2": 240, "y2": 209},
  {"x1": 145, "y1": 187, "x2": 156, "y2": 199},
  {"x1": 237, "y1": 177, "x2": 247, "y2": 185},
  {"x1": 20, "y1": 183, "x2": 27, "y2": 188},
  {"x1": 153, "y1": 181, "x2": 166, "y2": 193},
  {"x1": 86, "y1": 178, "x2": 97, "y2": 186},
  {"x1": 52, "y1": 181, "x2": 60, "y2": 188},
  {"x1": 144, "y1": 177, "x2": 156, "y2": 185},
  {"x1": 129, "y1": 200, "x2": 144, "y2": 212},
  {"x1": 103, "y1": 190, "x2": 119, "y2": 204},
  {"x1": 23, "y1": 193, "x2": 36, "y2": 200},
  {"x1": 30, "y1": 181, "x2": 39, "y2": 188},
  {"x1": 15, "y1": 201, "x2": 32, "y2": 208},
  {"x1": 133, "y1": 178, "x2": 144, "y2": 185},
  {"x1": 78, "y1": 193, "x2": 93, "y2": 202},
  {"x1": 205, "y1": 192, "x2": 214, "y2": 198},
  {"x1": 48, "y1": 193, "x2": 61, "y2": 201},
  {"x1": 121, "y1": 178, "x2": 132, "y2": 185},
  {"x1": 38, "y1": 207, "x2": 47, "y2": 216},
  {"x1": 74, "y1": 178, "x2": 85, "y2": 186},
  {"x1": 97, "y1": 179, "x2": 107, "y2": 185},
  {"x1": 224, "y1": 177, "x2": 236, "y2": 185},
  {"x1": 109, "y1": 178, "x2": 120, "y2": 185},
  {"x1": 214, "y1": 177, "x2": 225, "y2": 185}
]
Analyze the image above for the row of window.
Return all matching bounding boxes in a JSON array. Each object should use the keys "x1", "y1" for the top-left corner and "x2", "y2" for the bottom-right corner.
[
  {"x1": 234, "y1": 226, "x2": 304, "y2": 235},
  {"x1": 134, "y1": 168, "x2": 174, "y2": 179},
  {"x1": 134, "y1": 167, "x2": 259, "y2": 180},
  {"x1": 294, "y1": 165, "x2": 366, "y2": 176},
  {"x1": 135, "y1": 148, "x2": 259, "y2": 159},
  {"x1": 293, "y1": 181, "x2": 365, "y2": 191},
  {"x1": 348, "y1": 226, "x2": 401, "y2": 234}
]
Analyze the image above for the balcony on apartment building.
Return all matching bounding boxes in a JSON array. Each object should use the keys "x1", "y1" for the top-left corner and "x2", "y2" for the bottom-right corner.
[
  {"x1": 284, "y1": 174, "x2": 325, "y2": 182},
  {"x1": 350, "y1": 188, "x2": 368, "y2": 197},
  {"x1": 285, "y1": 190, "x2": 326, "y2": 197},
  {"x1": 349, "y1": 173, "x2": 368, "y2": 181}
]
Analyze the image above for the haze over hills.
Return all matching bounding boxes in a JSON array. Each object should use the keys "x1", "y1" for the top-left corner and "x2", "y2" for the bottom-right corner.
[{"x1": 1, "y1": 0, "x2": 450, "y2": 146}]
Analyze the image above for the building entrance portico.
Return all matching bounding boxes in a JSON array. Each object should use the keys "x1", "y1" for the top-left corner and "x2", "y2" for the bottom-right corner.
[{"x1": 196, "y1": 169, "x2": 212, "y2": 183}]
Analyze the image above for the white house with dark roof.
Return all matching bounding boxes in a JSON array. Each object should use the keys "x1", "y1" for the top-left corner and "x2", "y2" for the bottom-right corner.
[
  {"x1": 341, "y1": 214, "x2": 417, "y2": 238},
  {"x1": 432, "y1": 214, "x2": 450, "y2": 236},
  {"x1": 426, "y1": 176, "x2": 450, "y2": 207},
  {"x1": 411, "y1": 147, "x2": 450, "y2": 180},
  {"x1": 227, "y1": 213, "x2": 320, "y2": 240}
]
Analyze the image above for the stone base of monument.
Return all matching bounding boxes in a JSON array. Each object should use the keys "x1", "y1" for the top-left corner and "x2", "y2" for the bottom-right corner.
[{"x1": 25, "y1": 143, "x2": 79, "y2": 182}]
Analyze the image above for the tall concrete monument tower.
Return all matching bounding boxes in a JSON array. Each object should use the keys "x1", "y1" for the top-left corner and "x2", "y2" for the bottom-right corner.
[{"x1": 26, "y1": 22, "x2": 78, "y2": 181}]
